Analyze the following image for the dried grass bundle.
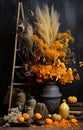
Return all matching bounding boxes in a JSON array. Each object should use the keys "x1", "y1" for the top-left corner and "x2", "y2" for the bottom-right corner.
[
  {"x1": 18, "y1": 19, "x2": 33, "y2": 52},
  {"x1": 35, "y1": 4, "x2": 60, "y2": 45}
]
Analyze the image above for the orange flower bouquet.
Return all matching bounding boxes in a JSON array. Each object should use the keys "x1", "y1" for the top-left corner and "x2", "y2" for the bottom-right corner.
[{"x1": 24, "y1": 4, "x2": 80, "y2": 85}]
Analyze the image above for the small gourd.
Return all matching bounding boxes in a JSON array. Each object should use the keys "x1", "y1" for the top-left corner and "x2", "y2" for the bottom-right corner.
[
  {"x1": 67, "y1": 96, "x2": 77, "y2": 104},
  {"x1": 52, "y1": 114, "x2": 62, "y2": 121},
  {"x1": 68, "y1": 114, "x2": 75, "y2": 120}
]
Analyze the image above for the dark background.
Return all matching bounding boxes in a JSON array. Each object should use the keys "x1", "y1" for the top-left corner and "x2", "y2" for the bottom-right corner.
[{"x1": 0, "y1": 0, "x2": 83, "y2": 115}]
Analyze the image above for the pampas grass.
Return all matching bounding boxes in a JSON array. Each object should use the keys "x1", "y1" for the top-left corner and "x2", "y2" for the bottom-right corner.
[{"x1": 35, "y1": 4, "x2": 60, "y2": 46}]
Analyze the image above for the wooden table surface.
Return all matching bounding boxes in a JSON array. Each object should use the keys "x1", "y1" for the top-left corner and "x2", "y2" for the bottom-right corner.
[{"x1": 0, "y1": 121, "x2": 83, "y2": 130}]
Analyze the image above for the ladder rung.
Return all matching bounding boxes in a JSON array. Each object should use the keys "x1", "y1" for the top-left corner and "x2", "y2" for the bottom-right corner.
[
  {"x1": 15, "y1": 66, "x2": 23, "y2": 68},
  {"x1": 13, "y1": 83, "x2": 31, "y2": 85}
]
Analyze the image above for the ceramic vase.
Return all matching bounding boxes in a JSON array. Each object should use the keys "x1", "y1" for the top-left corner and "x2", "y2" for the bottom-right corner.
[
  {"x1": 40, "y1": 81, "x2": 62, "y2": 113},
  {"x1": 59, "y1": 99, "x2": 69, "y2": 119}
]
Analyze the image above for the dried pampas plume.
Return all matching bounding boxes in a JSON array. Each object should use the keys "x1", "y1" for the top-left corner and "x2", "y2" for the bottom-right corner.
[{"x1": 35, "y1": 4, "x2": 60, "y2": 45}]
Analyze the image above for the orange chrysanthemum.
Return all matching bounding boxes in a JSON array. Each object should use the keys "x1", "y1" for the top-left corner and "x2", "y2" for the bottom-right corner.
[{"x1": 28, "y1": 30, "x2": 80, "y2": 84}]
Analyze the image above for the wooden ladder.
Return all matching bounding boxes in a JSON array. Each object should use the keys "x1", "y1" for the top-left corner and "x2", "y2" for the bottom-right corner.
[{"x1": 8, "y1": 2, "x2": 28, "y2": 110}]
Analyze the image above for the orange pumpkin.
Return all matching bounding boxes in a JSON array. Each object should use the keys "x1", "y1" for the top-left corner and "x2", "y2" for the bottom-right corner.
[
  {"x1": 67, "y1": 96, "x2": 77, "y2": 104},
  {"x1": 17, "y1": 116, "x2": 25, "y2": 123},
  {"x1": 22, "y1": 113, "x2": 30, "y2": 120},
  {"x1": 34, "y1": 113, "x2": 42, "y2": 120},
  {"x1": 45, "y1": 118, "x2": 53, "y2": 125},
  {"x1": 70, "y1": 118, "x2": 78, "y2": 124}
]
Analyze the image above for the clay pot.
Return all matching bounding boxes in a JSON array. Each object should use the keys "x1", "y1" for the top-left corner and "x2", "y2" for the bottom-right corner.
[
  {"x1": 27, "y1": 96, "x2": 36, "y2": 109},
  {"x1": 15, "y1": 90, "x2": 26, "y2": 111},
  {"x1": 40, "y1": 81, "x2": 62, "y2": 114}
]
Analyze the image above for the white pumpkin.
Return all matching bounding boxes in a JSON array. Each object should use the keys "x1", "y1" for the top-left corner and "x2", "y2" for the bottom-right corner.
[{"x1": 52, "y1": 113, "x2": 62, "y2": 121}]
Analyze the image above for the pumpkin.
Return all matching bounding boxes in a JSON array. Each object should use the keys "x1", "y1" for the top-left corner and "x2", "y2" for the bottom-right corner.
[
  {"x1": 34, "y1": 113, "x2": 42, "y2": 120},
  {"x1": 17, "y1": 116, "x2": 25, "y2": 123},
  {"x1": 70, "y1": 118, "x2": 78, "y2": 124},
  {"x1": 52, "y1": 114, "x2": 62, "y2": 121},
  {"x1": 67, "y1": 96, "x2": 77, "y2": 104},
  {"x1": 22, "y1": 113, "x2": 30, "y2": 120},
  {"x1": 45, "y1": 118, "x2": 53, "y2": 125}
]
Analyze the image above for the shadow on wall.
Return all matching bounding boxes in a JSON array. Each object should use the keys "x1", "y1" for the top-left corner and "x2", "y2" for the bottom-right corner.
[{"x1": 0, "y1": 0, "x2": 83, "y2": 116}]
